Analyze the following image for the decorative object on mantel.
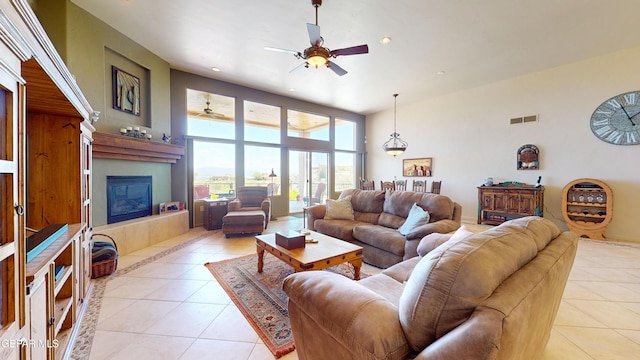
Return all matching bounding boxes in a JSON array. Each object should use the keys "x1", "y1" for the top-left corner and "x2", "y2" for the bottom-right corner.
[
  {"x1": 402, "y1": 157, "x2": 432, "y2": 177},
  {"x1": 162, "y1": 132, "x2": 172, "y2": 143},
  {"x1": 517, "y1": 144, "x2": 539, "y2": 170},
  {"x1": 120, "y1": 126, "x2": 152, "y2": 140},
  {"x1": 382, "y1": 93, "x2": 408, "y2": 156}
]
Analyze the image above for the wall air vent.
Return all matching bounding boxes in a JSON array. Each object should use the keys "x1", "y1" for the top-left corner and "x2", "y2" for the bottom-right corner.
[{"x1": 509, "y1": 115, "x2": 538, "y2": 125}]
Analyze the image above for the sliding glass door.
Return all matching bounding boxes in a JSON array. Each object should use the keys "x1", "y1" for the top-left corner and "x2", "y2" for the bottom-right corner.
[{"x1": 288, "y1": 150, "x2": 329, "y2": 214}]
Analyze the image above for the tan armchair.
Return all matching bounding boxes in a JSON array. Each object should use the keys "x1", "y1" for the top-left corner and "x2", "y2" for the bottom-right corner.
[{"x1": 227, "y1": 186, "x2": 272, "y2": 228}]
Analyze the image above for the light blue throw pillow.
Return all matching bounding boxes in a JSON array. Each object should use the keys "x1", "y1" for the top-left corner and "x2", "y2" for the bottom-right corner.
[{"x1": 398, "y1": 203, "x2": 431, "y2": 235}]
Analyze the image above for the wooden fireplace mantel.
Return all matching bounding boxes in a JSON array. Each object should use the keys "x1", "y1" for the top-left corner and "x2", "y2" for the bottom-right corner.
[{"x1": 92, "y1": 132, "x2": 185, "y2": 163}]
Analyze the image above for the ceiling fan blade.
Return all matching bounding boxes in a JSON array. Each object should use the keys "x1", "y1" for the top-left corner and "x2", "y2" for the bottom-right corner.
[
  {"x1": 327, "y1": 61, "x2": 347, "y2": 76},
  {"x1": 205, "y1": 110, "x2": 226, "y2": 118},
  {"x1": 307, "y1": 23, "x2": 322, "y2": 46},
  {"x1": 264, "y1": 46, "x2": 300, "y2": 56},
  {"x1": 289, "y1": 62, "x2": 308, "y2": 74},
  {"x1": 331, "y1": 44, "x2": 369, "y2": 57}
]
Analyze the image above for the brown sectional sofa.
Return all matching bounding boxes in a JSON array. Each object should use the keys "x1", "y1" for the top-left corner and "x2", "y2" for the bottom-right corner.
[
  {"x1": 284, "y1": 216, "x2": 579, "y2": 359},
  {"x1": 307, "y1": 189, "x2": 462, "y2": 268}
]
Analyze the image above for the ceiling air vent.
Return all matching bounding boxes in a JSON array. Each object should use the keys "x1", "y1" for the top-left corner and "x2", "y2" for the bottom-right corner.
[{"x1": 510, "y1": 115, "x2": 538, "y2": 125}]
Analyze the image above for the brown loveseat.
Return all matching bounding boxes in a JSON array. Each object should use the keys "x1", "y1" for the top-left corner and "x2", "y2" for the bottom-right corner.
[
  {"x1": 307, "y1": 189, "x2": 462, "y2": 268},
  {"x1": 284, "y1": 216, "x2": 578, "y2": 360}
]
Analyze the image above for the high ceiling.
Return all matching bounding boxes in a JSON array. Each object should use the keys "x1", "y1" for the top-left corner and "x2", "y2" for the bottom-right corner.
[{"x1": 70, "y1": 0, "x2": 640, "y2": 115}]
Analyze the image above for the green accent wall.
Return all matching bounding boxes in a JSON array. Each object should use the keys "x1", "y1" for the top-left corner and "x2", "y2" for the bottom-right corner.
[{"x1": 34, "y1": 0, "x2": 174, "y2": 226}]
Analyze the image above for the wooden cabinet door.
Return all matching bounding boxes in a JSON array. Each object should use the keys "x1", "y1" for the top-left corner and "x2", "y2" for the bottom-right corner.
[
  {"x1": 28, "y1": 275, "x2": 50, "y2": 360},
  {"x1": 517, "y1": 193, "x2": 536, "y2": 215},
  {"x1": 0, "y1": 56, "x2": 23, "y2": 360},
  {"x1": 480, "y1": 191, "x2": 496, "y2": 210},
  {"x1": 493, "y1": 192, "x2": 507, "y2": 211}
]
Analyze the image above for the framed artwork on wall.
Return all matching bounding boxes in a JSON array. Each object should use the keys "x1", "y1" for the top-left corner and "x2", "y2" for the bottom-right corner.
[
  {"x1": 403, "y1": 158, "x2": 432, "y2": 177},
  {"x1": 517, "y1": 144, "x2": 539, "y2": 170},
  {"x1": 112, "y1": 66, "x2": 141, "y2": 116}
]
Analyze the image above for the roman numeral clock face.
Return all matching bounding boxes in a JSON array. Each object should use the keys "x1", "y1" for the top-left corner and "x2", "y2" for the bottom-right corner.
[{"x1": 590, "y1": 91, "x2": 640, "y2": 145}]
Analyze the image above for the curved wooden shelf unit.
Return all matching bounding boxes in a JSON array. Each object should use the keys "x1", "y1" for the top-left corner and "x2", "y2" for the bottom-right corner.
[
  {"x1": 561, "y1": 178, "x2": 612, "y2": 240},
  {"x1": 92, "y1": 132, "x2": 185, "y2": 163}
]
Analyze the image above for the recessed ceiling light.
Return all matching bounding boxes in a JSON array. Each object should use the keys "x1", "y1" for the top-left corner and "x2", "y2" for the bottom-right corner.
[
  {"x1": 380, "y1": 36, "x2": 392, "y2": 45},
  {"x1": 436, "y1": 70, "x2": 446, "y2": 75},
  {"x1": 211, "y1": 67, "x2": 221, "y2": 72},
  {"x1": 289, "y1": 88, "x2": 295, "y2": 92}
]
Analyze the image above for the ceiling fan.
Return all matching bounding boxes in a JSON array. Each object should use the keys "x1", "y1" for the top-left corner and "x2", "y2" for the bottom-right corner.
[
  {"x1": 192, "y1": 94, "x2": 225, "y2": 119},
  {"x1": 203, "y1": 99, "x2": 224, "y2": 117},
  {"x1": 264, "y1": 0, "x2": 369, "y2": 76}
]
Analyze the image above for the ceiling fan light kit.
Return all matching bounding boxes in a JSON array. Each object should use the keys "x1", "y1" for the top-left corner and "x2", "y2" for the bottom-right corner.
[
  {"x1": 383, "y1": 94, "x2": 408, "y2": 156},
  {"x1": 264, "y1": 0, "x2": 368, "y2": 76},
  {"x1": 305, "y1": 47, "x2": 330, "y2": 67}
]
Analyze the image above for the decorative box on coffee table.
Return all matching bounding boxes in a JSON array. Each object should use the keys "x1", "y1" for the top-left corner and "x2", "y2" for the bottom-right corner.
[{"x1": 275, "y1": 231, "x2": 306, "y2": 249}]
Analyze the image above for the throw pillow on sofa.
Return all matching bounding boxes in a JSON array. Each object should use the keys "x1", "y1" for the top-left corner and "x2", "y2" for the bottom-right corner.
[
  {"x1": 324, "y1": 196, "x2": 355, "y2": 220},
  {"x1": 398, "y1": 203, "x2": 430, "y2": 235}
]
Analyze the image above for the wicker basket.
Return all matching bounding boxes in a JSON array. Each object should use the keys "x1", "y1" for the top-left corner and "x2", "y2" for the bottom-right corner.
[{"x1": 91, "y1": 233, "x2": 118, "y2": 279}]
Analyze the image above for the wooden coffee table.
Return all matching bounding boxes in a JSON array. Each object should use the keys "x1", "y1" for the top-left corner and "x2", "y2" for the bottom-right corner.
[{"x1": 256, "y1": 231, "x2": 364, "y2": 280}]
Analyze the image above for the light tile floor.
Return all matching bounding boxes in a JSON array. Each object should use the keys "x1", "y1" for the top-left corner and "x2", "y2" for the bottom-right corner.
[{"x1": 86, "y1": 217, "x2": 640, "y2": 359}]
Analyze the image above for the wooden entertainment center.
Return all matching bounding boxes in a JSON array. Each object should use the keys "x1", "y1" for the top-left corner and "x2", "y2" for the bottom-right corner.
[{"x1": 0, "y1": 2, "x2": 94, "y2": 359}]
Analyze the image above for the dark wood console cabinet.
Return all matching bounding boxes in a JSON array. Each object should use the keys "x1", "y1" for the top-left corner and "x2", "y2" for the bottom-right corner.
[
  {"x1": 203, "y1": 199, "x2": 229, "y2": 230},
  {"x1": 477, "y1": 185, "x2": 544, "y2": 225}
]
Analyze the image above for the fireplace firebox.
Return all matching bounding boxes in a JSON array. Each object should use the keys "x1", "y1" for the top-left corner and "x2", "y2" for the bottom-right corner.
[{"x1": 107, "y1": 176, "x2": 152, "y2": 224}]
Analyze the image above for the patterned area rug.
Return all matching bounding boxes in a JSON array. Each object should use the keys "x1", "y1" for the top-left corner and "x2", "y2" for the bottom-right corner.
[{"x1": 205, "y1": 254, "x2": 366, "y2": 358}]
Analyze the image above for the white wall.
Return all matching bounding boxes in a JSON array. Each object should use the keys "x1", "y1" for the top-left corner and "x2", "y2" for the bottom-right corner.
[{"x1": 367, "y1": 46, "x2": 640, "y2": 243}]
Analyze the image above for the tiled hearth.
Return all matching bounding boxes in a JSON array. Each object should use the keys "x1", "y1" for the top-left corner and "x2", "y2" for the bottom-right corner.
[{"x1": 93, "y1": 210, "x2": 189, "y2": 256}]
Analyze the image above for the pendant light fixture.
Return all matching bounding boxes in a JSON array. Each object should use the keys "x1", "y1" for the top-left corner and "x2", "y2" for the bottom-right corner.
[{"x1": 382, "y1": 93, "x2": 408, "y2": 156}]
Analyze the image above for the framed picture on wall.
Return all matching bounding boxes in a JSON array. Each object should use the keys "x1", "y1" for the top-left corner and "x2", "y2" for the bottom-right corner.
[
  {"x1": 112, "y1": 66, "x2": 141, "y2": 116},
  {"x1": 402, "y1": 158, "x2": 432, "y2": 177}
]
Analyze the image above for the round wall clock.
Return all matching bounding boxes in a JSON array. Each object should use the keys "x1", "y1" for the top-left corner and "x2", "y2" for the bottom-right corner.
[{"x1": 590, "y1": 90, "x2": 640, "y2": 145}]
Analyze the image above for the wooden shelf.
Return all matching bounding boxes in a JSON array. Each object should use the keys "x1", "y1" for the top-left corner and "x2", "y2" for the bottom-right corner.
[
  {"x1": 92, "y1": 132, "x2": 185, "y2": 163},
  {"x1": 561, "y1": 178, "x2": 613, "y2": 240},
  {"x1": 26, "y1": 224, "x2": 82, "y2": 284},
  {"x1": 53, "y1": 296, "x2": 73, "y2": 335},
  {"x1": 566, "y1": 202, "x2": 606, "y2": 207}
]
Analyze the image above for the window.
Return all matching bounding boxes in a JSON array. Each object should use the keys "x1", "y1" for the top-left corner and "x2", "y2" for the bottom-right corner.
[
  {"x1": 244, "y1": 145, "x2": 280, "y2": 195},
  {"x1": 187, "y1": 89, "x2": 235, "y2": 139},
  {"x1": 287, "y1": 109, "x2": 329, "y2": 141},
  {"x1": 335, "y1": 118, "x2": 356, "y2": 151},
  {"x1": 334, "y1": 152, "x2": 356, "y2": 191},
  {"x1": 244, "y1": 101, "x2": 280, "y2": 144},
  {"x1": 193, "y1": 141, "x2": 236, "y2": 198}
]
